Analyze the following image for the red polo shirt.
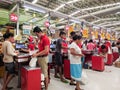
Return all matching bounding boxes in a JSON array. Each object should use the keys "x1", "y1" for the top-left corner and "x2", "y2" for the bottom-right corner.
[
  {"x1": 99, "y1": 45, "x2": 108, "y2": 54},
  {"x1": 38, "y1": 35, "x2": 50, "y2": 55}
]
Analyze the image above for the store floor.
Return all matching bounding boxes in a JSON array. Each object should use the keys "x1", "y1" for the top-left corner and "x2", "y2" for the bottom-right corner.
[{"x1": 0, "y1": 66, "x2": 120, "y2": 90}]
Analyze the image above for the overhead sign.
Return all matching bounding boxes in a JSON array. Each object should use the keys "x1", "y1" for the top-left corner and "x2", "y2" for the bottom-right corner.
[
  {"x1": 23, "y1": 25, "x2": 32, "y2": 30},
  {"x1": 10, "y1": 13, "x2": 18, "y2": 22},
  {"x1": 82, "y1": 29, "x2": 88, "y2": 38},
  {"x1": 65, "y1": 25, "x2": 69, "y2": 30},
  {"x1": 45, "y1": 21, "x2": 50, "y2": 27},
  {"x1": 22, "y1": 25, "x2": 32, "y2": 35},
  {"x1": 23, "y1": 29, "x2": 30, "y2": 35}
]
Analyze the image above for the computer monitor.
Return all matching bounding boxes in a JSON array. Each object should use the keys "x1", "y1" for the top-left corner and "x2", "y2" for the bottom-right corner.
[{"x1": 15, "y1": 43, "x2": 27, "y2": 50}]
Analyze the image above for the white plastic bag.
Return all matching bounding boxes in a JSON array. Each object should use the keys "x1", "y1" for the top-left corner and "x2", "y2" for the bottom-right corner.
[
  {"x1": 29, "y1": 57, "x2": 37, "y2": 67},
  {"x1": 81, "y1": 69, "x2": 88, "y2": 84}
]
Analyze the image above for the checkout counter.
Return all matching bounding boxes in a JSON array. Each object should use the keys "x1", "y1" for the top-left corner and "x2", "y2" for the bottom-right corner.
[{"x1": 15, "y1": 43, "x2": 38, "y2": 88}]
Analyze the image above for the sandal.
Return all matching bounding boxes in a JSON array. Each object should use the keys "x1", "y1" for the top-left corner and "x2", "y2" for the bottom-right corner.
[
  {"x1": 61, "y1": 79, "x2": 69, "y2": 83},
  {"x1": 54, "y1": 75, "x2": 60, "y2": 78},
  {"x1": 7, "y1": 87, "x2": 13, "y2": 90},
  {"x1": 69, "y1": 82, "x2": 76, "y2": 85}
]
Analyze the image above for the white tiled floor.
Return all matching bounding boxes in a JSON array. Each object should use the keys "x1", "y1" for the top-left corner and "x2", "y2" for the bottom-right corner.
[{"x1": 0, "y1": 66, "x2": 120, "y2": 90}]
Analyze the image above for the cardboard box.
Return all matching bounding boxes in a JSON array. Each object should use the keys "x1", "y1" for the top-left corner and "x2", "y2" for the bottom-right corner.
[
  {"x1": 0, "y1": 66, "x2": 5, "y2": 78},
  {"x1": 115, "y1": 61, "x2": 120, "y2": 68}
]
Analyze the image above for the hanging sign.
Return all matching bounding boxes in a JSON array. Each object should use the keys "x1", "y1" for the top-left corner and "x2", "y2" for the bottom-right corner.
[
  {"x1": 22, "y1": 25, "x2": 31, "y2": 35},
  {"x1": 10, "y1": 13, "x2": 18, "y2": 22},
  {"x1": 101, "y1": 31, "x2": 105, "y2": 39},
  {"x1": 65, "y1": 25, "x2": 70, "y2": 30},
  {"x1": 106, "y1": 33, "x2": 110, "y2": 40},
  {"x1": 82, "y1": 29, "x2": 88, "y2": 38},
  {"x1": 45, "y1": 21, "x2": 50, "y2": 27},
  {"x1": 23, "y1": 29, "x2": 30, "y2": 35}
]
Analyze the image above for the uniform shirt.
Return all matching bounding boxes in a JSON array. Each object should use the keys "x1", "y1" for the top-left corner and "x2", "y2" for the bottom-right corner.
[
  {"x1": 99, "y1": 45, "x2": 108, "y2": 54},
  {"x1": 2, "y1": 40, "x2": 17, "y2": 63},
  {"x1": 38, "y1": 35, "x2": 50, "y2": 55},
  {"x1": 62, "y1": 40, "x2": 68, "y2": 53},
  {"x1": 105, "y1": 41, "x2": 111, "y2": 48},
  {"x1": 87, "y1": 43, "x2": 95, "y2": 51}
]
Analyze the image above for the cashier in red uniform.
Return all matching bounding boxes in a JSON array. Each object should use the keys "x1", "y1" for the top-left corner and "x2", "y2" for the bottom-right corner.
[
  {"x1": 104, "y1": 39, "x2": 111, "y2": 49},
  {"x1": 99, "y1": 44, "x2": 108, "y2": 63},
  {"x1": 20, "y1": 36, "x2": 35, "y2": 53},
  {"x1": 32, "y1": 26, "x2": 50, "y2": 90}
]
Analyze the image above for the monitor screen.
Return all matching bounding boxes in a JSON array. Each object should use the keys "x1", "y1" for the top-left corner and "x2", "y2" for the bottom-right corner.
[{"x1": 15, "y1": 43, "x2": 27, "y2": 49}]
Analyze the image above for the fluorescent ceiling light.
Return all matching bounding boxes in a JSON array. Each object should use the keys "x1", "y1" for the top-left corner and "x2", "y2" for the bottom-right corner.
[
  {"x1": 67, "y1": 0, "x2": 79, "y2": 4},
  {"x1": 116, "y1": 12, "x2": 120, "y2": 14},
  {"x1": 70, "y1": 19, "x2": 81, "y2": 24},
  {"x1": 69, "y1": 10, "x2": 80, "y2": 16},
  {"x1": 82, "y1": 2, "x2": 120, "y2": 11},
  {"x1": 23, "y1": 4, "x2": 46, "y2": 13},
  {"x1": 54, "y1": 0, "x2": 79, "y2": 11},
  {"x1": 60, "y1": 18, "x2": 64, "y2": 21},
  {"x1": 54, "y1": 4, "x2": 65, "y2": 11},
  {"x1": 32, "y1": 0, "x2": 38, "y2": 4},
  {"x1": 25, "y1": 8, "x2": 29, "y2": 11}
]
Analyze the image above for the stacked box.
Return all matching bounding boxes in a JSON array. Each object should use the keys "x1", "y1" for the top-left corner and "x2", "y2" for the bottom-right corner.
[{"x1": 0, "y1": 66, "x2": 5, "y2": 78}]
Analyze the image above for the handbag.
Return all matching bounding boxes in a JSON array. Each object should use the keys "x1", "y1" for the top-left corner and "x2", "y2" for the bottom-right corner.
[{"x1": 29, "y1": 57, "x2": 37, "y2": 67}]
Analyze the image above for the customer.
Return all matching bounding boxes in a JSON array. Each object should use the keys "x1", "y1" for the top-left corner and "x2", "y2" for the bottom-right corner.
[
  {"x1": 69, "y1": 31, "x2": 76, "y2": 44},
  {"x1": 32, "y1": 26, "x2": 50, "y2": 90},
  {"x1": 2, "y1": 32, "x2": 19, "y2": 90},
  {"x1": 69, "y1": 35, "x2": 84, "y2": 90},
  {"x1": 54, "y1": 31, "x2": 68, "y2": 83},
  {"x1": 99, "y1": 44, "x2": 108, "y2": 63}
]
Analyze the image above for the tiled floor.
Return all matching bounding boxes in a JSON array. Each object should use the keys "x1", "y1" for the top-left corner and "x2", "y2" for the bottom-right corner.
[{"x1": 0, "y1": 66, "x2": 120, "y2": 90}]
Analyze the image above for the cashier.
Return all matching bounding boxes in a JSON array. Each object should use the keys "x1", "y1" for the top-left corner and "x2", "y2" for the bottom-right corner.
[
  {"x1": 99, "y1": 45, "x2": 108, "y2": 63},
  {"x1": 20, "y1": 36, "x2": 35, "y2": 53}
]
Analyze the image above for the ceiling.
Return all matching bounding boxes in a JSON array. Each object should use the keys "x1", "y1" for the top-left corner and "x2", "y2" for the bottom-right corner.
[
  {"x1": 32, "y1": 0, "x2": 120, "y2": 31},
  {"x1": 0, "y1": 0, "x2": 120, "y2": 31}
]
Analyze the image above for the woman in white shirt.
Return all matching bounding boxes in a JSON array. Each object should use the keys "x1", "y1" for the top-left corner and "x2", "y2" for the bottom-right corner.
[{"x1": 69, "y1": 35, "x2": 84, "y2": 90}]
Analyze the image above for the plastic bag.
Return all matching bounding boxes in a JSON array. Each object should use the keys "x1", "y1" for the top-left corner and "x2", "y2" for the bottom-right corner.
[{"x1": 29, "y1": 57, "x2": 37, "y2": 67}]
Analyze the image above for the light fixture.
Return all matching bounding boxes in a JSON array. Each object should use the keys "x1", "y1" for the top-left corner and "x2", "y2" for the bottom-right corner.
[
  {"x1": 70, "y1": 19, "x2": 81, "y2": 24},
  {"x1": 82, "y1": 2, "x2": 120, "y2": 11},
  {"x1": 116, "y1": 12, "x2": 120, "y2": 14},
  {"x1": 32, "y1": 0, "x2": 38, "y2": 4},
  {"x1": 66, "y1": 0, "x2": 79, "y2": 4},
  {"x1": 25, "y1": 8, "x2": 29, "y2": 11},
  {"x1": 23, "y1": 2, "x2": 46, "y2": 13},
  {"x1": 69, "y1": 10, "x2": 80, "y2": 16},
  {"x1": 54, "y1": 0, "x2": 79, "y2": 11},
  {"x1": 54, "y1": 4, "x2": 65, "y2": 11}
]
